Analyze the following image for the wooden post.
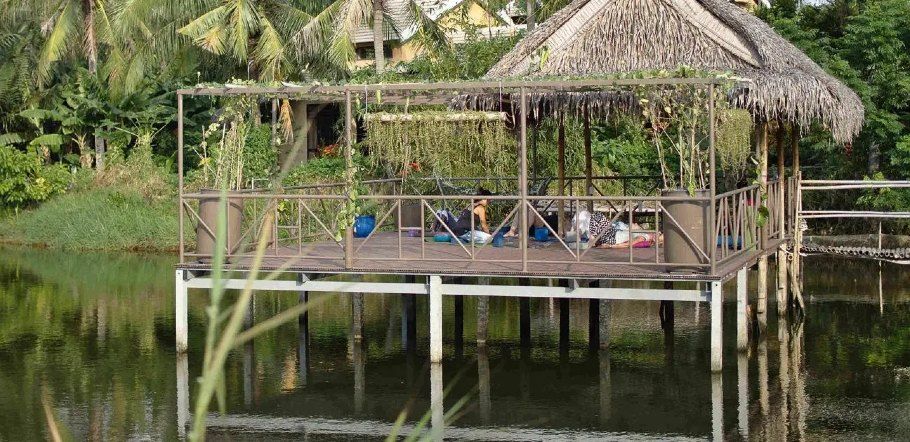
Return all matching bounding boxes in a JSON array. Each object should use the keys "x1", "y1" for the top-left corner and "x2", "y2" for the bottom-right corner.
[
  {"x1": 737, "y1": 268, "x2": 748, "y2": 351},
  {"x1": 584, "y1": 108, "x2": 593, "y2": 212},
  {"x1": 454, "y1": 294, "x2": 464, "y2": 359},
  {"x1": 477, "y1": 345, "x2": 491, "y2": 423},
  {"x1": 790, "y1": 126, "x2": 803, "y2": 308},
  {"x1": 520, "y1": 88, "x2": 529, "y2": 271},
  {"x1": 429, "y1": 275, "x2": 443, "y2": 363},
  {"x1": 557, "y1": 114, "x2": 566, "y2": 235},
  {"x1": 599, "y1": 280, "x2": 611, "y2": 349},
  {"x1": 599, "y1": 349, "x2": 612, "y2": 426},
  {"x1": 298, "y1": 291, "x2": 309, "y2": 386},
  {"x1": 758, "y1": 335, "x2": 770, "y2": 415},
  {"x1": 353, "y1": 330, "x2": 365, "y2": 414},
  {"x1": 559, "y1": 297, "x2": 570, "y2": 357},
  {"x1": 477, "y1": 294, "x2": 489, "y2": 347},
  {"x1": 588, "y1": 297, "x2": 599, "y2": 351},
  {"x1": 777, "y1": 123, "x2": 788, "y2": 315},
  {"x1": 756, "y1": 122, "x2": 769, "y2": 332},
  {"x1": 175, "y1": 270, "x2": 188, "y2": 353},
  {"x1": 344, "y1": 90, "x2": 354, "y2": 269},
  {"x1": 177, "y1": 94, "x2": 185, "y2": 262},
  {"x1": 520, "y1": 296, "x2": 531, "y2": 348}
]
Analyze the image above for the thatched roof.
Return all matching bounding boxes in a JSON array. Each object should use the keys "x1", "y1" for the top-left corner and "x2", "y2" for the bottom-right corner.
[{"x1": 483, "y1": 0, "x2": 864, "y2": 143}]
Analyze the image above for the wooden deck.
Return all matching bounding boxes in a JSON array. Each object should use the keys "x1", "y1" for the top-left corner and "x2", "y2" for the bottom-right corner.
[{"x1": 178, "y1": 232, "x2": 781, "y2": 282}]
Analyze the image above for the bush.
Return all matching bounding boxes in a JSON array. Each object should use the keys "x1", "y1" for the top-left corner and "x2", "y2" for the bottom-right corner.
[
  {"x1": 244, "y1": 124, "x2": 278, "y2": 185},
  {"x1": 0, "y1": 145, "x2": 71, "y2": 208}
]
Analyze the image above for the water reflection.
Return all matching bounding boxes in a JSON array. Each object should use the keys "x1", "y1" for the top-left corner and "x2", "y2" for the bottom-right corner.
[{"x1": 1, "y1": 247, "x2": 910, "y2": 440}]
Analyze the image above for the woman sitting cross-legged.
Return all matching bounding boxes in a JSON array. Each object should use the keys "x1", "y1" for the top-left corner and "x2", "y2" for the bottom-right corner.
[{"x1": 434, "y1": 188, "x2": 493, "y2": 242}]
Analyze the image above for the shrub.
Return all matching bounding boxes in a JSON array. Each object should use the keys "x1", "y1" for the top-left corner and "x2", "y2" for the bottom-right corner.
[
  {"x1": 243, "y1": 124, "x2": 279, "y2": 185},
  {"x1": 0, "y1": 145, "x2": 71, "y2": 208}
]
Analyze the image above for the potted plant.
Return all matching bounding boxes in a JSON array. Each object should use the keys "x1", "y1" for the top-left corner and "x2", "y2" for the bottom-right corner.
[
  {"x1": 192, "y1": 99, "x2": 252, "y2": 257},
  {"x1": 639, "y1": 81, "x2": 715, "y2": 266}
]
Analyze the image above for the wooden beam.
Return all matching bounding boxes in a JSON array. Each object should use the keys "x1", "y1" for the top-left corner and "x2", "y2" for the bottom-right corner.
[
  {"x1": 558, "y1": 114, "x2": 566, "y2": 235},
  {"x1": 584, "y1": 107, "x2": 593, "y2": 212}
]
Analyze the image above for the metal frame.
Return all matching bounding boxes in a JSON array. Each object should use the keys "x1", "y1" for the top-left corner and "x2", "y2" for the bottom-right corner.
[{"x1": 175, "y1": 77, "x2": 779, "y2": 280}]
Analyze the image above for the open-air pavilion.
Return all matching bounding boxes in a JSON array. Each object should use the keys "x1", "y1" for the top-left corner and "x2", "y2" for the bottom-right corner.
[{"x1": 172, "y1": 0, "x2": 863, "y2": 378}]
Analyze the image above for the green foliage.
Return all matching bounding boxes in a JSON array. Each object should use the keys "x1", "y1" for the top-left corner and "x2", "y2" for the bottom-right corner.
[
  {"x1": 243, "y1": 124, "x2": 279, "y2": 184},
  {"x1": 716, "y1": 109, "x2": 753, "y2": 189},
  {"x1": 0, "y1": 146, "x2": 71, "y2": 208},
  {"x1": 0, "y1": 187, "x2": 182, "y2": 251},
  {"x1": 283, "y1": 155, "x2": 352, "y2": 186}
]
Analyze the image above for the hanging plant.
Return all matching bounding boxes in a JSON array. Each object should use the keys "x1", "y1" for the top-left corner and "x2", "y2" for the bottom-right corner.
[
  {"x1": 716, "y1": 108, "x2": 753, "y2": 190},
  {"x1": 364, "y1": 110, "x2": 516, "y2": 189}
]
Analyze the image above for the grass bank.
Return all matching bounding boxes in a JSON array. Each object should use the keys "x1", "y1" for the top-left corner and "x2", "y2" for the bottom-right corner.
[{"x1": 1, "y1": 187, "x2": 181, "y2": 252}]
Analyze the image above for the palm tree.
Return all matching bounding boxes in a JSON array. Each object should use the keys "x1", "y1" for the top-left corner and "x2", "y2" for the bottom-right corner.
[
  {"x1": 293, "y1": 0, "x2": 448, "y2": 75},
  {"x1": 178, "y1": 0, "x2": 317, "y2": 81}
]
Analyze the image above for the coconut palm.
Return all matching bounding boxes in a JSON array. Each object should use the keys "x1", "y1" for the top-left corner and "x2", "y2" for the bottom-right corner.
[
  {"x1": 293, "y1": 0, "x2": 449, "y2": 75},
  {"x1": 178, "y1": 0, "x2": 319, "y2": 81}
]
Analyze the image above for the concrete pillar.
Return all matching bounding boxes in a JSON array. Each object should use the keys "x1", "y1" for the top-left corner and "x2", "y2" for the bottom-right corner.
[
  {"x1": 429, "y1": 276, "x2": 443, "y2": 363},
  {"x1": 588, "y1": 298, "x2": 599, "y2": 351},
  {"x1": 711, "y1": 372, "x2": 724, "y2": 441},
  {"x1": 758, "y1": 335, "x2": 770, "y2": 415},
  {"x1": 520, "y1": 297, "x2": 531, "y2": 348},
  {"x1": 710, "y1": 280, "x2": 723, "y2": 372},
  {"x1": 559, "y1": 298, "x2": 570, "y2": 357},
  {"x1": 599, "y1": 299, "x2": 611, "y2": 349},
  {"x1": 454, "y1": 295, "x2": 464, "y2": 359},
  {"x1": 737, "y1": 268, "x2": 748, "y2": 351},
  {"x1": 758, "y1": 258, "x2": 768, "y2": 332},
  {"x1": 175, "y1": 270, "x2": 188, "y2": 353},
  {"x1": 298, "y1": 291, "x2": 309, "y2": 386}
]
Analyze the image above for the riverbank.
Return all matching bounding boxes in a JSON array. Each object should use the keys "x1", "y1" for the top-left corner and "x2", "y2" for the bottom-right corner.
[{"x1": 0, "y1": 187, "x2": 181, "y2": 252}]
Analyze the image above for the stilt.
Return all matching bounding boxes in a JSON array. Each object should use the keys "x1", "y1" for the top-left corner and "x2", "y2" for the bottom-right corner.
[
  {"x1": 402, "y1": 292, "x2": 416, "y2": 353},
  {"x1": 777, "y1": 122, "x2": 789, "y2": 315},
  {"x1": 477, "y1": 345, "x2": 491, "y2": 424},
  {"x1": 599, "y1": 349, "x2": 612, "y2": 426},
  {"x1": 520, "y1": 297, "x2": 531, "y2": 349},
  {"x1": 757, "y1": 121, "x2": 769, "y2": 332},
  {"x1": 559, "y1": 297, "x2": 570, "y2": 357},
  {"x1": 588, "y1": 297, "x2": 599, "y2": 351},
  {"x1": 710, "y1": 280, "x2": 723, "y2": 372},
  {"x1": 711, "y1": 372, "x2": 723, "y2": 441},
  {"x1": 352, "y1": 293, "x2": 364, "y2": 341},
  {"x1": 430, "y1": 362, "x2": 445, "y2": 438},
  {"x1": 429, "y1": 275, "x2": 443, "y2": 363},
  {"x1": 477, "y1": 280, "x2": 489, "y2": 346},
  {"x1": 778, "y1": 314, "x2": 791, "y2": 440},
  {"x1": 599, "y1": 298, "x2": 611, "y2": 350},
  {"x1": 175, "y1": 270, "x2": 188, "y2": 353},
  {"x1": 737, "y1": 352, "x2": 749, "y2": 439},
  {"x1": 758, "y1": 258, "x2": 768, "y2": 332},
  {"x1": 298, "y1": 291, "x2": 309, "y2": 386},
  {"x1": 176, "y1": 352, "x2": 189, "y2": 439},
  {"x1": 737, "y1": 268, "x2": 748, "y2": 351},
  {"x1": 454, "y1": 295, "x2": 464, "y2": 359}
]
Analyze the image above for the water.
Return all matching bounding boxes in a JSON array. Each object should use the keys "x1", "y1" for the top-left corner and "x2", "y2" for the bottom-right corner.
[{"x1": 1, "y1": 247, "x2": 909, "y2": 441}]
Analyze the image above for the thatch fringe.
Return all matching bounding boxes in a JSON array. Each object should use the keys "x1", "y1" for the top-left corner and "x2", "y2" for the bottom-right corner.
[{"x1": 478, "y1": 0, "x2": 864, "y2": 143}]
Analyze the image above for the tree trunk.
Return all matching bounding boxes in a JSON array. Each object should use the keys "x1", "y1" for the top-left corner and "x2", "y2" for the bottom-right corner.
[
  {"x1": 373, "y1": 0, "x2": 385, "y2": 74},
  {"x1": 84, "y1": 0, "x2": 105, "y2": 170}
]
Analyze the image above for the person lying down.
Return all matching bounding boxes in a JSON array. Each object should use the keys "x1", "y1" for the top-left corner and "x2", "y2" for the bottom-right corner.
[{"x1": 570, "y1": 210, "x2": 662, "y2": 249}]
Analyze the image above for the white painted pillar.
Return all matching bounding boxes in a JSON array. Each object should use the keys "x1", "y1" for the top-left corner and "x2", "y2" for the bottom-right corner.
[
  {"x1": 710, "y1": 280, "x2": 723, "y2": 372},
  {"x1": 175, "y1": 270, "x2": 188, "y2": 353},
  {"x1": 429, "y1": 275, "x2": 443, "y2": 363},
  {"x1": 737, "y1": 268, "x2": 748, "y2": 351}
]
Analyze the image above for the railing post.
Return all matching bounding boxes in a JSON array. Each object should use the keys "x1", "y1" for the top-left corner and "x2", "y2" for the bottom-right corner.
[
  {"x1": 520, "y1": 86, "x2": 529, "y2": 272},
  {"x1": 708, "y1": 83, "x2": 717, "y2": 275},
  {"x1": 344, "y1": 89, "x2": 354, "y2": 269},
  {"x1": 177, "y1": 93, "x2": 185, "y2": 262}
]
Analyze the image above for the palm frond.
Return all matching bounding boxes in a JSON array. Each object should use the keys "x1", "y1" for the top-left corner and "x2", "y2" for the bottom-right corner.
[{"x1": 37, "y1": 0, "x2": 79, "y2": 85}]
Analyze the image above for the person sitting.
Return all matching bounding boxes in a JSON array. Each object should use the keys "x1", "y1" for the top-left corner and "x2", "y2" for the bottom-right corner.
[{"x1": 433, "y1": 188, "x2": 493, "y2": 242}]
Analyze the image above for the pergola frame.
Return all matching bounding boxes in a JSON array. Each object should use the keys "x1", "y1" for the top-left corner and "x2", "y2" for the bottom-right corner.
[{"x1": 175, "y1": 77, "x2": 743, "y2": 275}]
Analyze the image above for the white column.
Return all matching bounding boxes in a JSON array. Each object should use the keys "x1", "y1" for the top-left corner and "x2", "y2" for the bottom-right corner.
[
  {"x1": 737, "y1": 268, "x2": 748, "y2": 351},
  {"x1": 429, "y1": 275, "x2": 443, "y2": 363},
  {"x1": 175, "y1": 270, "x2": 188, "y2": 353},
  {"x1": 430, "y1": 362, "x2": 445, "y2": 438},
  {"x1": 711, "y1": 280, "x2": 723, "y2": 372}
]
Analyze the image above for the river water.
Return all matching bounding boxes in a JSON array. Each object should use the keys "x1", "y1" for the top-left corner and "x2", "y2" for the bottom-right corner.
[{"x1": 0, "y1": 247, "x2": 908, "y2": 440}]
